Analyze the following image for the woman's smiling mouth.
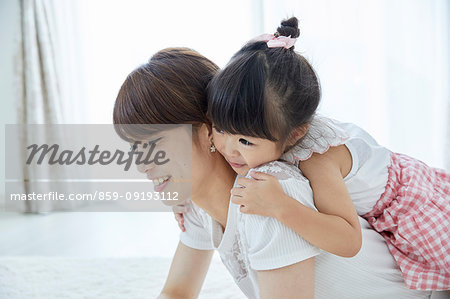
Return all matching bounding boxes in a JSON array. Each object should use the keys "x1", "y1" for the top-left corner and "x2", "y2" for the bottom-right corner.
[{"x1": 152, "y1": 175, "x2": 172, "y2": 192}]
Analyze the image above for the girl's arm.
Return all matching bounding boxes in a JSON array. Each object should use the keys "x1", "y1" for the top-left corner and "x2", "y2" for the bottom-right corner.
[
  {"x1": 158, "y1": 241, "x2": 213, "y2": 299},
  {"x1": 296, "y1": 145, "x2": 361, "y2": 257},
  {"x1": 231, "y1": 146, "x2": 362, "y2": 257}
]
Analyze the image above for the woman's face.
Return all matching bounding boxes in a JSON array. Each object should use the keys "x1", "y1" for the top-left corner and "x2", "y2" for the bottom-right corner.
[{"x1": 136, "y1": 126, "x2": 192, "y2": 206}]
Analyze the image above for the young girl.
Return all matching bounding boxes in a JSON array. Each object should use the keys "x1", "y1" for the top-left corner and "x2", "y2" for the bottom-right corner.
[{"x1": 175, "y1": 17, "x2": 450, "y2": 291}]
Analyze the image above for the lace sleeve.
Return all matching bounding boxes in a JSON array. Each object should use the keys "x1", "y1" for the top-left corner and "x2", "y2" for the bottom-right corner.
[{"x1": 281, "y1": 115, "x2": 349, "y2": 167}]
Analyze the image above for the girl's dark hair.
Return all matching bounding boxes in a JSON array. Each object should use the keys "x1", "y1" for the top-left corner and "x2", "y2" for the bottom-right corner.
[
  {"x1": 208, "y1": 17, "x2": 320, "y2": 143},
  {"x1": 113, "y1": 47, "x2": 218, "y2": 141}
]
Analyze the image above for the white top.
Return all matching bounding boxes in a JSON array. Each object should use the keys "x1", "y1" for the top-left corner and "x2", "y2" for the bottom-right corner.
[
  {"x1": 281, "y1": 116, "x2": 392, "y2": 215},
  {"x1": 180, "y1": 161, "x2": 430, "y2": 298}
]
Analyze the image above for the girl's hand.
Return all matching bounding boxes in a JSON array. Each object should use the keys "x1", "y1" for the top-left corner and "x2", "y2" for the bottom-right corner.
[
  {"x1": 231, "y1": 171, "x2": 294, "y2": 218},
  {"x1": 172, "y1": 203, "x2": 190, "y2": 232}
]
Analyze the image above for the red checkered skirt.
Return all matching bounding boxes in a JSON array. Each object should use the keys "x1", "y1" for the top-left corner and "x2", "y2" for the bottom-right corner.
[{"x1": 363, "y1": 152, "x2": 450, "y2": 290}]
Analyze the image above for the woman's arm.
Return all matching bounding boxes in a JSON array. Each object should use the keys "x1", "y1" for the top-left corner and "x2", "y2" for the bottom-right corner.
[
  {"x1": 257, "y1": 257, "x2": 315, "y2": 299},
  {"x1": 158, "y1": 241, "x2": 214, "y2": 299}
]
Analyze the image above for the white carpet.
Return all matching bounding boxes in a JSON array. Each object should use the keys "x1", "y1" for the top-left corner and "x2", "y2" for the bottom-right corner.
[
  {"x1": 0, "y1": 256, "x2": 245, "y2": 299},
  {"x1": 1, "y1": 256, "x2": 448, "y2": 299}
]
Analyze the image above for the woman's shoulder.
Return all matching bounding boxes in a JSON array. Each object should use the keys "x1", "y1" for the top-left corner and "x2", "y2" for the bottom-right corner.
[
  {"x1": 241, "y1": 161, "x2": 321, "y2": 270},
  {"x1": 184, "y1": 200, "x2": 211, "y2": 226},
  {"x1": 248, "y1": 161, "x2": 316, "y2": 210}
]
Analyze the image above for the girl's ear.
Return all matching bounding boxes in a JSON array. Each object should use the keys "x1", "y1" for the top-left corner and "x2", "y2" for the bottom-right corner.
[{"x1": 287, "y1": 124, "x2": 309, "y2": 146}]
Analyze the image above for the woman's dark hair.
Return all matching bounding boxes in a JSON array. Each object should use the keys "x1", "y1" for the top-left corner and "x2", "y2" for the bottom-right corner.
[
  {"x1": 113, "y1": 47, "x2": 219, "y2": 141},
  {"x1": 208, "y1": 17, "x2": 320, "y2": 143}
]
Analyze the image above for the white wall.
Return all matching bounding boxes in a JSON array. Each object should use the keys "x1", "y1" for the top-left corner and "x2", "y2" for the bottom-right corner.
[
  {"x1": 78, "y1": 0, "x2": 257, "y2": 124},
  {"x1": 0, "y1": 0, "x2": 20, "y2": 201}
]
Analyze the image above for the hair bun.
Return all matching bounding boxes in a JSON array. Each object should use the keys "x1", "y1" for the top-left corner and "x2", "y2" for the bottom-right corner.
[{"x1": 276, "y1": 17, "x2": 300, "y2": 38}]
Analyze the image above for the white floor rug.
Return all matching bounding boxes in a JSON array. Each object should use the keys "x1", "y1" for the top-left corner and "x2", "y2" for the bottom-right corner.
[{"x1": 0, "y1": 257, "x2": 245, "y2": 299}]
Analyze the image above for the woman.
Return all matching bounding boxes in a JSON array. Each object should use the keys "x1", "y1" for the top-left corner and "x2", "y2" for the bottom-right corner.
[{"x1": 113, "y1": 47, "x2": 430, "y2": 298}]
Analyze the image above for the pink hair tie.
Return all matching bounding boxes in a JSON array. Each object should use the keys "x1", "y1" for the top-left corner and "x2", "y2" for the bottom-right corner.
[{"x1": 250, "y1": 33, "x2": 297, "y2": 49}]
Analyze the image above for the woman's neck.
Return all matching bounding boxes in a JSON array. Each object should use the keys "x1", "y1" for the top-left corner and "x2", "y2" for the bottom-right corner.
[{"x1": 192, "y1": 156, "x2": 236, "y2": 229}]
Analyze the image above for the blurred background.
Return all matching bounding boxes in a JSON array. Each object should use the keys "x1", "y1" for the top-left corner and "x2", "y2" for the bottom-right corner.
[{"x1": 0, "y1": 0, "x2": 449, "y2": 297}]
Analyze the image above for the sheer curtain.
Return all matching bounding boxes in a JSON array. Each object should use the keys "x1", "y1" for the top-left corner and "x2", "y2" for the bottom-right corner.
[
  {"x1": 260, "y1": 0, "x2": 449, "y2": 169},
  {"x1": 16, "y1": 0, "x2": 87, "y2": 212},
  {"x1": 18, "y1": 0, "x2": 87, "y2": 125}
]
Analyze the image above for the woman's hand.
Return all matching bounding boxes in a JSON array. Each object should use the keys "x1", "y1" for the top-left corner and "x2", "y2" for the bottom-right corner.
[
  {"x1": 172, "y1": 202, "x2": 190, "y2": 232},
  {"x1": 231, "y1": 171, "x2": 297, "y2": 218}
]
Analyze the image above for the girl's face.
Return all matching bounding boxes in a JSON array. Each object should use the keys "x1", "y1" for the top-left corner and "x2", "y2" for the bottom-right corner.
[{"x1": 212, "y1": 126, "x2": 284, "y2": 176}]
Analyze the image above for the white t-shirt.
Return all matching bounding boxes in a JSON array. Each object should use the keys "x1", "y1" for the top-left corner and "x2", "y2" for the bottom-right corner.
[
  {"x1": 180, "y1": 161, "x2": 430, "y2": 298},
  {"x1": 281, "y1": 116, "x2": 392, "y2": 215}
]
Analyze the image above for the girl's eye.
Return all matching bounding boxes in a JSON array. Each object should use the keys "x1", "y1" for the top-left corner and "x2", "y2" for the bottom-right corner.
[
  {"x1": 213, "y1": 126, "x2": 224, "y2": 134},
  {"x1": 239, "y1": 138, "x2": 253, "y2": 146}
]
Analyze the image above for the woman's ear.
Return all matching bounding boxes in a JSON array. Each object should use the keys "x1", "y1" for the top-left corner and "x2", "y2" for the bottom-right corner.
[
  {"x1": 205, "y1": 123, "x2": 213, "y2": 138},
  {"x1": 287, "y1": 124, "x2": 309, "y2": 146},
  {"x1": 194, "y1": 124, "x2": 213, "y2": 154},
  {"x1": 198, "y1": 123, "x2": 213, "y2": 146}
]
